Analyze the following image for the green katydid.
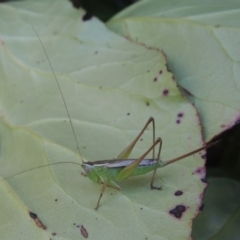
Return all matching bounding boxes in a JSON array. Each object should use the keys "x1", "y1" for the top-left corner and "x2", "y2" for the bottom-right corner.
[{"x1": 2, "y1": 27, "x2": 219, "y2": 210}]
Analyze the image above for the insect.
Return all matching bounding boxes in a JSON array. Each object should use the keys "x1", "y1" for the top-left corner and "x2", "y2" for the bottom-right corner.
[{"x1": 2, "y1": 27, "x2": 219, "y2": 210}]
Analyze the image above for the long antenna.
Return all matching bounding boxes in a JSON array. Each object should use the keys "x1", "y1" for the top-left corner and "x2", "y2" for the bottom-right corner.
[
  {"x1": 32, "y1": 25, "x2": 84, "y2": 163},
  {"x1": 1, "y1": 162, "x2": 82, "y2": 182}
]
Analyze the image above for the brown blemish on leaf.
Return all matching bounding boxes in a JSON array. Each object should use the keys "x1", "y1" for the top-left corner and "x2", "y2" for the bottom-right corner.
[
  {"x1": 194, "y1": 167, "x2": 206, "y2": 179},
  {"x1": 174, "y1": 190, "x2": 183, "y2": 196},
  {"x1": 169, "y1": 205, "x2": 187, "y2": 219},
  {"x1": 176, "y1": 119, "x2": 181, "y2": 124},
  {"x1": 177, "y1": 113, "x2": 184, "y2": 118},
  {"x1": 146, "y1": 102, "x2": 150, "y2": 106},
  {"x1": 29, "y1": 212, "x2": 47, "y2": 230},
  {"x1": 195, "y1": 167, "x2": 205, "y2": 174},
  {"x1": 52, "y1": 232, "x2": 57, "y2": 236},
  {"x1": 162, "y1": 89, "x2": 169, "y2": 96},
  {"x1": 127, "y1": 112, "x2": 130, "y2": 116},
  {"x1": 153, "y1": 77, "x2": 157, "y2": 82},
  {"x1": 159, "y1": 70, "x2": 163, "y2": 75},
  {"x1": 80, "y1": 225, "x2": 89, "y2": 238}
]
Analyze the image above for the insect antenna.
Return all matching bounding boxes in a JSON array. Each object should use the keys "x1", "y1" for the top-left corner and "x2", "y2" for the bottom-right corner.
[
  {"x1": 32, "y1": 25, "x2": 84, "y2": 164},
  {"x1": 1, "y1": 162, "x2": 83, "y2": 182}
]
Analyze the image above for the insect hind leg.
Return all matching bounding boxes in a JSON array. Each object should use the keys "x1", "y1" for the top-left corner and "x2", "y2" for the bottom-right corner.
[
  {"x1": 150, "y1": 137, "x2": 163, "y2": 190},
  {"x1": 117, "y1": 117, "x2": 155, "y2": 159}
]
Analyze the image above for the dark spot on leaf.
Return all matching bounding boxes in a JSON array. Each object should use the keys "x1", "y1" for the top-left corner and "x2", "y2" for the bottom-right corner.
[
  {"x1": 83, "y1": 146, "x2": 86, "y2": 149},
  {"x1": 140, "y1": 138, "x2": 143, "y2": 141},
  {"x1": 177, "y1": 113, "x2": 184, "y2": 118},
  {"x1": 29, "y1": 211, "x2": 47, "y2": 230},
  {"x1": 153, "y1": 77, "x2": 157, "y2": 82},
  {"x1": 162, "y1": 89, "x2": 169, "y2": 96},
  {"x1": 201, "y1": 154, "x2": 206, "y2": 159},
  {"x1": 55, "y1": 199, "x2": 58, "y2": 202},
  {"x1": 99, "y1": 86, "x2": 102, "y2": 89},
  {"x1": 140, "y1": 207, "x2": 143, "y2": 210},
  {"x1": 195, "y1": 167, "x2": 205, "y2": 174},
  {"x1": 174, "y1": 191, "x2": 183, "y2": 196},
  {"x1": 146, "y1": 102, "x2": 150, "y2": 106},
  {"x1": 82, "y1": 12, "x2": 92, "y2": 21},
  {"x1": 159, "y1": 70, "x2": 163, "y2": 75},
  {"x1": 80, "y1": 225, "x2": 88, "y2": 238},
  {"x1": 127, "y1": 112, "x2": 130, "y2": 116},
  {"x1": 176, "y1": 119, "x2": 181, "y2": 124},
  {"x1": 169, "y1": 205, "x2": 187, "y2": 219},
  {"x1": 147, "y1": 70, "x2": 150, "y2": 73},
  {"x1": 95, "y1": 51, "x2": 98, "y2": 54},
  {"x1": 199, "y1": 204, "x2": 204, "y2": 211},
  {"x1": 29, "y1": 212, "x2": 37, "y2": 219},
  {"x1": 52, "y1": 233, "x2": 57, "y2": 236},
  {"x1": 220, "y1": 124, "x2": 225, "y2": 128}
]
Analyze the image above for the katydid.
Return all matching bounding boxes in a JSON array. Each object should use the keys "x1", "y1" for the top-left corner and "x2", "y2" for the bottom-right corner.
[{"x1": 2, "y1": 27, "x2": 219, "y2": 210}]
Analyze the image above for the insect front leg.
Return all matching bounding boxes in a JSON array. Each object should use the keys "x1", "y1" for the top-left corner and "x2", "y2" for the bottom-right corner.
[
  {"x1": 95, "y1": 181, "x2": 121, "y2": 210},
  {"x1": 95, "y1": 182, "x2": 108, "y2": 210}
]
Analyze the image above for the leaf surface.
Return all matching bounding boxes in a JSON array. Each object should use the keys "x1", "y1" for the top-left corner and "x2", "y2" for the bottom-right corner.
[
  {"x1": 0, "y1": 1, "x2": 206, "y2": 239},
  {"x1": 108, "y1": 0, "x2": 240, "y2": 141}
]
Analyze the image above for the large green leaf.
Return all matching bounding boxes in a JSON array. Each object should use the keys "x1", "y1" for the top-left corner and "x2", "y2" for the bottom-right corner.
[
  {"x1": 193, "y1": 177, "x2": 240, "y2": 239},
  {"x1": 0, "y1": 1, "x2": 207, "y2": 239},
  {"x1": 108, "y1": 0, "x2": 240, "y2": 141}
]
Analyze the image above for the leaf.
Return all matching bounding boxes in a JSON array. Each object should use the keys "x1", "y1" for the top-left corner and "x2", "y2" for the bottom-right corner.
[
  {"x1": 193, "y1": 177, "x2": 240, "y2": 240},
  {"x1": 0, "y1": 1, "x2": 206, "y2": 239},
  {"x1": 108, "y1": 0, "x2": 240, "y2": 141}
]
